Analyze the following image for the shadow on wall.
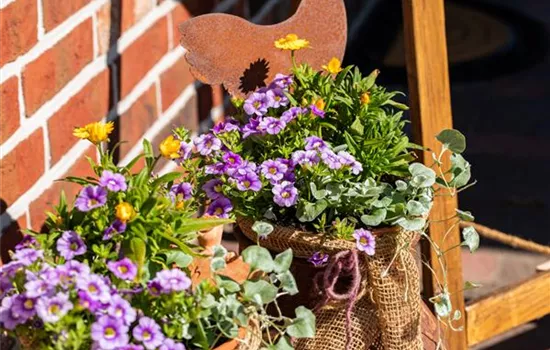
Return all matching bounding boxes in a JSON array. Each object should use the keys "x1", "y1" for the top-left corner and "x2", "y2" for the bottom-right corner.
[{"x1": 0, "y1": 199, "x2": 23, "y2": 264}]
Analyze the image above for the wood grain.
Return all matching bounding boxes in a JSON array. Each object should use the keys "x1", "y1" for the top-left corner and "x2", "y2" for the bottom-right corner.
[
  {"x1": 401, "y1": 0, "x2": 467, "y2": 349},
  {"x1": 466, "y1": 271, "x2": 550, "y2": 346}
]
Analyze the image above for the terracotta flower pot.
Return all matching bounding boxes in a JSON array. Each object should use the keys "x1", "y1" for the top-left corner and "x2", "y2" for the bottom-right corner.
[{"x1": 198, "y1": 224, "x2": 224, "y2": 256}]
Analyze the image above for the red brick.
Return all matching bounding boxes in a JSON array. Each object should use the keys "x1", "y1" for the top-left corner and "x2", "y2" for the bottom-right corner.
[
  {"x1": 170, "y1": 4, "x2": 191, "y2": 49},
  {"x1": 119, "y1": 85, "x2": 158, "y2": 158},
  {"x1": 0, "y1": 0, "x2": 37, "y2": 66},
  {"x1": 122, "y1": 0, "x2": 154, "y2": 32},
  {"x1": 23, "y1": 19, "x2": 94, "y2": 116},
  {"x1": 42, "y1": 0, "x2": 90, "y2": 32},
  {"x1": 0, "y1": 214, "x2": 27, "y2": 264},
  {"x1": 121, "y1": 17, "x2": 169, "y2": 98},
  {"x1": 0, "y1": 129, "x2": 45, "y2": 204},
  {"x1": 0, "y1": 77, "x2": 20, "y2": 143},
  {"x1": 29, "y1": 147, "x2": 96, "y2": 230},
  {"x1": 160, "y1": 58, "x2": 194, "y2": 111},
  {"x1": 47, "y1": 70, "x2": 110, "y2": 164}
]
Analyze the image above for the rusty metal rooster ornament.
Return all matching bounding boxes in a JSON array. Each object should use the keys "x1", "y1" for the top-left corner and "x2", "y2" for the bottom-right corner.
[{"x1": 179, "y1": 0, "x2": 347, "y2": 97}]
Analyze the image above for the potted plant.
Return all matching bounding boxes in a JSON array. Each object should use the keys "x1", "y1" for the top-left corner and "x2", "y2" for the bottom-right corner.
[
  {"x1": 0, "y1": 124, "x2": 315, "y2": 349},
  {"x1": 166, "y1": 35, "x2": 478, "y2": 349}
]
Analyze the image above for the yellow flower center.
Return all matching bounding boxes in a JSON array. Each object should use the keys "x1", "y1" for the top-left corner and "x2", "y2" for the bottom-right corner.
[
  {"x1": 142, "y1": 331, "x2": 151, "y2": 340},
  {"x1": 118, "y1": 265, "x2": 128, "y2": 274},
  {"x1": 214, "y1": 184, "x2": 222, "y2": 193},
  {"x1": 24, "y1": 300, "x2": 34, "y2": 309},
  {"x1": 215, "y1": 208, "x2": 224, "y2": 215},
  {"x1": 88, "y1": 199, "x2": 97, "y2": 207},
  {"x1": 48, "y1": 304, "x2": 60, "y2": 314},
  {"x1": 115, "y1": 308, "x2": 123, "y2": 317},
  {"x1": 269, "y1": 167, "x2": 277, "y2": 174},
  {"x1": 88, "y1": 285, "x2": 98, "y2": 293},
  {"x1": 282, "y1": 192, "x2": 290, "y2": 198},
  {"x1": 70, "y1": 242, "x2": 79, "y2": 251},
  {"x1": 243, "y1": 180, "x2": 251, "y2": 188},
  {"x1": 359, "y1": 237, "x2": 368, "y2": 245},
  {"x1": 104, "y1": 327, "x2": 116, "y2": 338}
]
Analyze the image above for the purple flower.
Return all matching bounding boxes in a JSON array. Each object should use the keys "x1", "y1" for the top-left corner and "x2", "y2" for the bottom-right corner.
[
  {"x1": 120, "y1": 345, "x2": 145, "y2": 350},
  {"x1": 292, "y1": 150, "x2": 320, "y2": 167},
  {"x1": 107, "y1": 294, "x2": 136, "y2": 326},
  {"x1": 205, "y1": 162, "x2": 226, "y2": 175},
  {"x1": 206, "y1": 198, "x2": 233, "y2": 218},
  {"x1": 15, "y1": 235, "x2": 38, "y2": 251},
  {"x1": 75, "y1": 185, "x2": 108, "y2": 212},
  {"x1": 56, "y1": 231, "x2": 86, "y2": 260},
  {"x1": 0, "y1": 260, "x2": 23, "y2": 278},
  {"x1": 266, "y1": 88, "x2": 289, "y2": 108},
  {"x1": 100, "y1": 170, "x2": 128, "y2": 192},
  {"x1": 12, "y1": 295, "x2": 37, "y2": 319},
  {"x1": 54, "y1": 265, "x2": 74, "y2": 289},
  {"x1": 260, "y1": 117, "x2": 286, "y2": 135},
  {"x1": 36, "y1": 292, "x2": 73, "y2": 323},
  {"x1": 193, "y1": 134, "x2": 221, "y2": 156},
  {"x1": 0, "y1": 277, "x2": 13, "y2": 298},
  {"x1": 65, "y1": 260, "x2": 90, "y2": 276},
  {"x1": 133, "y1": 317, "x2": 165, "y2": 349},
  {"x1": 91, "y1": 315, "x2": 130, "y2": 350},
  {"x1": 0, "y1": 295, "x2": 24, "y2": 330},
  {"x1": 77, "y1": 290, "x2": 102, "y2": 312},
  {"x1": 353, "y1": 229, "x2": 376, "y2": 256},
  {"x1": 242, "y1": 117, "x2": 266, "y2": 138},
  {"x1": 107, "y1": 258, "x2": 137, "y2": 281},
  {"x1": 321, "y1": 150, "x2": 342, "y2": 170},
  {"x1": 243, "y1": 92, "x2": 269, "y2": 116},
  {"x1": 155, "y1": 269, "x2": 191, "y2": 293},
  {"x1": 222, "y1": 152, "x2": 243, "y2": 167},
  {"x1": 272, "y1": 181, "x2": 298, "y2": 207},
  {"x1": 235, "y1": 172, "x2": 262, "y2": 192},
  {"x1": 212, "y1": 119, "x2": 240, "y2": 135},
  {"x1": 281, "y1": 107, "x2": 307, "y2": 123},
  {"x1": 261, "y1": 160, "x2": 288, "y2": 184},
  {"x1": 13, "y1": 248, "x2": 43, "y2": 266},
  {"x1": 337, "y1": 151, "x2": 363, "y2": 175},
  {"x1": 160, "y1": 338, "x2": 186, "y2": 350},
  {"x1": 76, "y1": 274, "x2": 111, "y2": 303},
  {"x1": 202, "y1": 179, "x2": 224, "y2": 200},
  {"x1": 24, "y1": 277, "x2": 53, "y2": 298},
  {"x1": 304, "y1": 136, "x2": 328, "y2": 151},
  {"x1": 146, "y1": 280, "x2": 163, "y2": 297},
  {"x1": 226, "y1": 160, "x2": 257, "y2": 178},
  {"x1": 169, "y1": 182, "x2": 193, "y2": 201},
  {"x1": 269, "y1": 73, "x2": 293, "y2": 89},
  {"x1": 175, "y1": 141, "x2": 193, "y2": 163},
  {"x1": 308, "y1": 252, "x2": 329, "y2": 266},
  {"x1": 310, "y1": 104, "x2": 326, "y2": 118},
  {"x1": 103, "y1": 219, "x2": 127, "y2": 240}
]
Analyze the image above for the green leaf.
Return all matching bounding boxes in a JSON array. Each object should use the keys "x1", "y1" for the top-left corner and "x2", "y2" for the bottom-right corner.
[
  {"x1": 350, "y1": 118, "x2": 364, "y2": 136},
  {"x1": 461, "y1": 226, "x2": 479, "y2": 253},
  {"x1": 363, "y1": 69, "x2": 379, "y2": 90},
  {"x1": 213, "y1": 245, "x2": 227, "y2": 259},
  {"x1": 395, "y1": 180, "x2": 408, "y2": 192},
  {"x1": 155, "y1": 231, "x2": 195, "y2": 256},
  {"x1": 409, "y1": 163, "x2": 436, "y2": 188},
  {"x1": 217, "y1": 275, "x2": 241, "y2": 293},
  {"x1": 287, "y1": 306, "x2": 316, "y2": 338},
  {"x1": 277, "y1": 271, "x2": 299, "y2": 295},
  {"x1": 252, "y1": 221, "x2": 274, "y2": 237},
  {"x1": 151, "y1": 172, "x2": 183, "y2": 189},
  {"x1": 464, "y1": 281, "x2": 482, "y2": 290},
  {"x1": 211, "y1": 257, "x2": 226, "y2": 272},
  {"x1": 406, "y1": 200, "x2": 429, "y2": 216},
  {"x1": 361, "y1": 208, "x2": 387, "y2": 226},
  {"x1": 449, "y1": 154, "x2": 471, "y2": 188},
  {"x1": 272, "y1": 336, "x2": 294, "y2": 350},
  {"x1": 396, "y1": 217, "x2": 426, "y2": 231},
  {"x1": 243, "y1": 280, "x2": 278, "y2": 305},
  {"x1": 126, "y1": 237, "x2": 146, "y2": 280},
  {"x1": 436, "y1": 129, "x2": 466, "y2": 154},
  {"x1": 273, "y1": 249, "x2": 293, "y2": 274},
  {"x1": 309, "y1": 183, "x2": 327, "y2": 200},
  {"x1": 242, "y1": 246, "x2": 274, "y2": 273},
  {"x1": 296, "y1": 200, "x2": 328, "y2": 222},
  {"x1": 452, "y1": 310, "x2": 462, "y2": 321},
  {"x1": 165, "y1": 251, "x2": 193, "y2": 268},
  {"x1": 176, "y1": 218, "x2": 233, "y2": 235},
  {"x1": 456, "y1": 209, "x2": 474, "y2": 222},
  {"x1": 430, "y1": 292, "x2": 452, "y2": 317}
]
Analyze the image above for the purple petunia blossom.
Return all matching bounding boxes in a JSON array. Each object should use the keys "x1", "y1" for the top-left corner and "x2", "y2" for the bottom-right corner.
[
  {"x1": 222, "y1": 152, "x2": 243, "y2": 167},
  {"x1": 310, "y1": 104, "x2": 326, "y2": 118},
  {"x1": 0, "y1": 277, "x2": 13, "y2": 298},
  {"x1": 193, "y1": 134, "x2": 222, "y2": 156},
  {"x1": 169, "y1": 182, "x2": 193, "y2": 201},
  {"x1": 119, "y1": 345, "x2": 145, "y2": 350},
  {"x1": 75, "y1": 185, "x2": 108, "y2": 212},
  {"x1": 159, "y1": 338, "x2": 186, "y2": 350},
  {"x1": 205, "y1": 162, "x2": 226, "y2": 175},
  {"x1": 64, "y1": 260, "x2": 90, "y2": 276},
  {"x1": 107, "y1": 294, "x2": 136, "y2": 326},
  {"x1": 304, "y1": 136, "x2": 328, "y2": 151},
  {"x1": 103, "y1": 219, "x2": 127, "y2": 240},
  {"x1": 13, "y1": 248, "x2": 43, "y2": 266},
  {"x1": 281, "y1": 106, "x2": 307, "y2": 123},
  {"x1": 212, "y1": 119, "x2": 240, "y2": 135},
  {"x1": 308, "y1": 252, "x2": 329, "y2": 266},
  {"x1": 91, "y1": 315, "x2": 130, "y2": 350},
  {"x1": 337, "y1": 151, "x2": 363, "y2": 175},
  {"x1": 260, "y1": 160, "x2": 288, "y2": 184},
  {"x1": 56, "y1": 231, "x2": 86, "y2": 260},
  {"x1": 226, "y1": 160, "x2": 257, "y2": 178},
  {"x1": 243, "y1": 92, "x2": 269, "y2": 116},
  {"x1": 272, "y1": 181, "x2": 299, "y2": 207},
  {"x1": 133, "y1": 317, "x2": 165, "y2": 349},
  {"x1": 0, "y1": 260, "x2": 23, "y2": 278},
  {"x1": 235, "y1": 172, "x2": 262, "y2": 192},
  {"x1": 15, "y1": 235, "x2": 37, "y2": 251},
  {"x1": 0, "y1": 295, "x2": 24, "y2": 330},
  {"x1": 36, "y1": 292, "x2": 73, "y2": 323},
  {"x1": 99, "y1": 170, "x2": 128, "y2": 192},
  {"x1": 242, "y1": 117, "x2": 266, "y2": 139},
  {"x1": 206, "y1": 197, "x2": 233, "y2": 218},
  {"x1": 146, "y1": 280, "x2": 163, "y2": 297},
  {"x1": 269, "y1": 73, "x2": 293, "y2": 89},
  {"x1": 155, "y1": 269, "x2": 191, "y2": 293},
  {"x1": 77, "y1": 290, "x2": 102, "y2": 312},
  {"x1": 24, "y1": 277, "x2": 53, "y2": 298},
  {"x1": 12, "y1": 295, "x2": 37, "y2": 320},
  {"x1": 175, "y1": 141, "x2": 193, "y2": 164},
  {"x1": 107, "y1": 258, "x2": 137, "y2": 281},
  {"x1": 353, "y1": 229, "x2": 376, "y2": 256},
  {"x1": 266, "y1": 88, "x2": 289, "y2": 108},
  {"x1": 260, "y1": 117, "x2": 286, "y2": 135},
  {"x1": 321, "y1": 150, "x2": 343, "y2": 170},
  {"x1": 292, "y1": 150, "x2": 320, "y2": 167},
  {"x1": 76, "y1": 274, "x2": 111, "y2": 303},
  {"x1": 202, "y1": 179, "x2": 224, "y2": 200}
]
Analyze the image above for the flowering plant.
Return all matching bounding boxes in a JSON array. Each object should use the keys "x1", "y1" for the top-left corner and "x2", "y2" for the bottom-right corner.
[{"x1": 0, "y1": 124, "x2": 315, "y2": 349}]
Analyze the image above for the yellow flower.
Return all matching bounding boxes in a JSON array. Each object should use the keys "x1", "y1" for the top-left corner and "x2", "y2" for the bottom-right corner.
[
  {"x1": 274, "y1": 34, "x2": 310, "y2": 51},
  {"x1": 73, "y1": 122, "x2": 114, "y2": 144},
  {"x1": 175, "y1": 200, "x2": 185, "y2": 210},
  {"x1": 115, "y1": 202, "x2": 135, "y2": 222},
  {"x1": 159, "y1": 135, "x2": 181, "y2": 159},
  {"x1": 322, "y1": 57, "x2": 343, "y2": 74},
  {"x1": 361, "y1": 92, "x2": 371, "y2": 105},
  {"x1": 314, "y1": 98, "x2": 326, "y2": 111}
]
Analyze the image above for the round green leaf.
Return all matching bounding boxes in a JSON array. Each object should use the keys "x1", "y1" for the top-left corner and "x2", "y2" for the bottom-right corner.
[
  {"x1": 461, "y1": 226, "x2": 479, "y2": 253},
  {"x1": 252, "y1": 221, "x2": 274, "y2": 237},
  {"x1": 243, "y1": 280, "x2": 278, "y2": 305},
  {"x1": 456, "y1": 209, "x2": 474, "y2": 222},
  {"x1": 242, "y1": 246, "x2": 274, "y2": 273},
  {"x1": 436, "y1": 129, "x2": 466, "y2": 154},
  {"x1": 396, "y1": 217, "x2": 426, "y2": 231},
  {"x1": 274, "y1": 249, "x2": 293, "y2": 274},
  {"x1": 277, "y1": 271, "x2": 299, "y2": 295},
  {"x1": 361, "y1": 208, "x2": 387, "y2": 226},
  {"x1": 406, "y1": 200, "x2": 428, "y2": 216},
  {"x1": 430, "y1": 292, "x2": 452, "y2": 317},
  {"x1": 287, "y1": 306, "x2": 316, "y2": 338}
]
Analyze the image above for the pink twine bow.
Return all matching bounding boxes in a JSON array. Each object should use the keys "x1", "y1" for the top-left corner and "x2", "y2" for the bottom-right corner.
[{"x1": 313, "y1": 249, "x2": 361, "y2": 350}]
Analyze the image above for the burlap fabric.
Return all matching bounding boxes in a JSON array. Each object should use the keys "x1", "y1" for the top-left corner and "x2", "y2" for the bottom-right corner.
[{"x1": 237, "y1": 217, "x2": 423, "y2": 350}]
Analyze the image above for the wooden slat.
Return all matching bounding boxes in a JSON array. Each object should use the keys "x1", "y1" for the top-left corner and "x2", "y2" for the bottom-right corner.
[
  {"x1": 466, "y1": 271, "x2": 550, "y2": 346},
  {"x1": 401, "y1": 1, "x2": 467, "y2": 349}
]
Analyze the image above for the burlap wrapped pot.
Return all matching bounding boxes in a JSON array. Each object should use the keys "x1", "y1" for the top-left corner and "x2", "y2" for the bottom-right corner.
[{"x1": 237, "y1": 216, "x2": 423, "y2": 350}]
